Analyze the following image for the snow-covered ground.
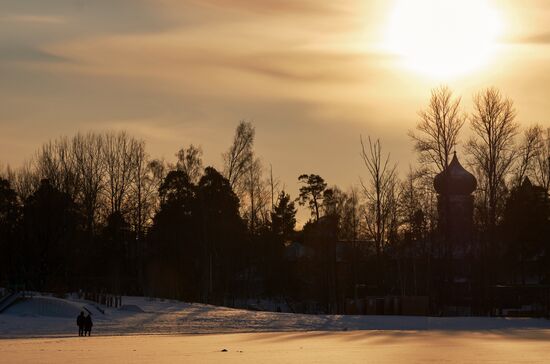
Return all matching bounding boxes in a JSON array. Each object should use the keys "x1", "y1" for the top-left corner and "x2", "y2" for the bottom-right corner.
[
  {"x1": 1, "y1": 294, "x2": 550, "y2": 338},
  {"x1": 2, "y1": 331, "x2": 550, "y2": 364},
  {"x1": 2, "y1": 295, "x2": 550, "y2": 363}
]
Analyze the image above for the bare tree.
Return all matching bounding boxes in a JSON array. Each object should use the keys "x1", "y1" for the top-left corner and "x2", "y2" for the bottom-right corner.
[
  {"x1": 360, "y1": 136, "x2": 398, "y2": 255},
  {"x1": 223, "y1": 121, "x2": 254, "y2": 193},
  {"x1": 175, "y1": 144, "x2": 204, "y2": 184},
  {"x1": 35, "y1": 136, "x2": 80, "y2": 199},
  {"x1": 268, "y1": 164, "x2": 281, "y2": 211},
  {"x1": 12, "y1": 160, "x2": 39, "y2": 201},
  {"x1": 0, "y1": 164, "x2": 16, "y2": 186},
  {"x1": 72, "y1": 132, "x2": 105, "y2": 233},
  {"x1": 344, "y1": 187, "x2": 361, "y2": 242},
  {"x1": 322, "y1": 186, "x2": 344, "y2": 219},
  {"x1": 129, "y1": 140, "x2": 157, "y2": 240},
  {"x1": 148, "y1": 158, "x2": 168, "y2": 205},
  {"x1": 512, "y1": 125, "x2": 541, "y2": 187},
  {"x1": 222, "y1": 120, "x2": 271, "y2": 233},
  {"x1": 400, "y1": 167, "x2": 428, "y2": 234},
  {"x1": 409, "y1": 86, "x2": 466, "y2": 173},
  {"x1": 102, "y1": 131, "x2": 137, "y2": 218},
  {"x1": 465, "y1": 87, "x2": 518, "y2": 230},
  {"x1": 324, "y1": 186, "x2": 362, "y2": 241},
  {"x1": 534, "y1": 127, "x2": 550, "y2": 192},
  {"x1": 243, "y1": 157, "x2": 270, "y2": 233}
]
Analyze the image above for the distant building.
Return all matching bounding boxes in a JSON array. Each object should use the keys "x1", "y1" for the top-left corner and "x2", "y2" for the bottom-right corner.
[{"x1": 433, "y1": 152, "x2": 477, "y2": 313}]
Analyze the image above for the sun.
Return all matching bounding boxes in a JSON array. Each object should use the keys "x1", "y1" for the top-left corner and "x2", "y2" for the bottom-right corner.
[{"x1": 385, "y1": 0, "x2": 503, "y2": 79}]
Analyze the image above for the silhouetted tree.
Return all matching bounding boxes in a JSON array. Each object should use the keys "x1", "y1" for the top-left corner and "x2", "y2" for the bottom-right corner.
[
  {"x1": 197, "y1": 167, "x2": 245, "y2": 303},
  {"x1": 271, "y1": 191, "x2": 296, "y2": 240},
  {"x1": 512, "y1": 125, "x2": 541, "y2": 188},
  {"x1": 0, "y1": 178, "x2": 21, "y2": 285},
  {"x1": 534, "y1": 127, "x2": 550, "y2": 193},
  {"x1": 129, "y1": 140, "x2": 156, "y2": 242},
  {"x1": 409, "y1": 86, "x2": 465, "y2": 173},
  {"x1": 72, "y1": 132, "x2": 105, "y2": 234},
  {"x1": 148, "y1": 170, "x2": 199, "y2": 299},
  {"x1": 243, "y1": 157, "x2": 270, "y2": 233},
  {"x1": 465, "y1": 88, "x2": 518, "y2": 307},
  {"x1": 223, "y1": 121, "x2": 254, "y2": 192},
  {"x1": 12, "y1": 160, "x2": 39, "y2": 201},
  {"x1": 297, "y1": 174, "x2": 328, "y2": 222},
  {"x1": 175, "y1": 144, "x2": 204, "y2": 184},
  {"x1": 101, "y1": 211, "x2": 134, "y2": 294},
  {"x1": 103, "y1": 131, "x2": 138, "y2": 217},
  {"x1": 501, "y1": 178, "x2": 550, "y2": 284},
  {"x1": 360, "y1": 136, "x2": 399, "y2": 255},
  {"x1": 337, "y1": 187, "x2": 361, "y2": 242},
  {"x1": 35, "y1": 136, "x2": 80, "y2": 200},
  {"x1": 22, "y1": 179, "x2": 81, "y2": 292},
  {"x1": 466, "y1": 88, "x2": 518, "y2": 235}
]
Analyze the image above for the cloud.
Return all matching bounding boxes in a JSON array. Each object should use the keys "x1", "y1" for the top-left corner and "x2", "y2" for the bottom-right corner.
[
  {"x1": 0, "y1": 45, "x2": 70, "y2": 63},
  {"x1": 0, "y1": 0, "x2": 549, "y2": 222},
  {"x1": 198, "y1": 0, "x2": 347, "y2": 15},
  {"x1": 517, "y1": 32, "x2": 550, "y2": 44}
]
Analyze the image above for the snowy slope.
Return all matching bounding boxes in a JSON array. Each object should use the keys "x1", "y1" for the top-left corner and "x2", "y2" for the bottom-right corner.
[
  {"x1": 1, "y1": 295, "x2": 550, "y2": 338},
  {"x1": 4, "y1": 296, "x2": 101, "y2": 318}
]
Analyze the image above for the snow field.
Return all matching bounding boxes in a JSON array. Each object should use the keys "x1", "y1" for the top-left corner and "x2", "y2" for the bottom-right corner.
[
  {"x1": 2, "y1": 295, "x2": 550, "y2": 338},
  {"x1": 2, "y1": 331, "x2": 550, "y2": 364},
  {"x1": 2, "y1": 295, "x2": 550, "y2": 363}
]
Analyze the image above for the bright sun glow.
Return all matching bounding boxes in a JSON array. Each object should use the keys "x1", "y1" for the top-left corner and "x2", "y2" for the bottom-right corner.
[{"x1": 386, "y1": 0, "x2": 503, "y2": 79}]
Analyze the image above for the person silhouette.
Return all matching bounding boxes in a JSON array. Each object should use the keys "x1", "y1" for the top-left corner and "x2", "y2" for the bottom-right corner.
[
  {"x1": 77, "y1": 311, "x2": 85, "y2": 336},
  {"x1": 84, "y1": 313, "x2": 93, "y2": 336}
]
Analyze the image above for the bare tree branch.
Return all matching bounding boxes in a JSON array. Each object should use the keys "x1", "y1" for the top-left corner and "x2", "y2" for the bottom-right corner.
[{"x1": 409, "y1": 85, "x2": 465, "y2": 173}]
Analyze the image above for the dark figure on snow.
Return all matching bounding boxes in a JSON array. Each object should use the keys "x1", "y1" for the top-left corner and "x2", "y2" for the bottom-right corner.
[
  {"x1": 77, "y1": 311, "x2": 85, "y2": 336},
  {"x1": 84, "y1": 314, "x2": 93, "y2": 336}
]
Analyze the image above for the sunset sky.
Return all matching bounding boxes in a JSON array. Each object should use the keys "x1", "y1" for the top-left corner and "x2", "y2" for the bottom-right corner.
[{"x1": 1, "y1": 0, "x2": 549, "y2": 221}]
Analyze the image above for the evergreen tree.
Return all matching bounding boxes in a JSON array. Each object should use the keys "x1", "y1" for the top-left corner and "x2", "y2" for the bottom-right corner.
[
  {"x1": 148, "y1": 170, "x2": 199, "y2": 299},
  {"x1": 501, "y1": 178, "x2": 550, "y2": 284},
  {"x1": 101, "y1": 211, "x2": 134, "y2": 294},
  {"x1": 22, "y1": 179, "x2": 81, "y2": 291},
  {"x1": 271, "y1": 191, "x2": 296, "y2": 241},
  {"x1": 0, "y1": 178, "x2": 21, "y2": 285},
  {"x1": 197, "y1": 167, "x2": 245, "y2": 303},
  {"x1": 297, "y1": 174, "x2": 328, "y2": 222}
]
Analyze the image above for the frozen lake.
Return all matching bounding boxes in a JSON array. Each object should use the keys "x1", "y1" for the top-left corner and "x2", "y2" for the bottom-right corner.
[{"x1": 2, "y1": 331, "x2": 550, "y2": 364}]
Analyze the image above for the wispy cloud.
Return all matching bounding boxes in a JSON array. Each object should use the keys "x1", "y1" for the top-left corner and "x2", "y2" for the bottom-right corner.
[
  {"x1": 0, "y1": 45, "x2": 70, "y2": 63},
  {"x1": 199, "y1": 0, "x2": 348, "y2": 15},
  {"x1": 0, "y1": 0, "x2": 549, "y2": 207},
  {"x1": 516, "y1": 32, "x2": 550, "y2": 45}
]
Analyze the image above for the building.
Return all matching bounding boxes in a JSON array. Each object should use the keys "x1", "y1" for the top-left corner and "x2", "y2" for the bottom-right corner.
[{"x1": 433, "y1": 152, "x2": 477, "y2": 314}]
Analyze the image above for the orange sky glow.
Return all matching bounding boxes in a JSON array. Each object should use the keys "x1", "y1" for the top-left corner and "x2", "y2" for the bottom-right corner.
[{"x1": 1, "y1": 0, "x2": 549, "y2": 223}]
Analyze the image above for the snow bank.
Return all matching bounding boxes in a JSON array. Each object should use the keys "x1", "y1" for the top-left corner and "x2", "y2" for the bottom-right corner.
[
  {"x1": 4, "y1": 297, "x2": 86, "y2": 318},
  {"x1": 119, "y1": 304, "x2": 145, "y2": 313},
  {"x1": 1, "y1": 294, "x2": 550, "y2": 338}
]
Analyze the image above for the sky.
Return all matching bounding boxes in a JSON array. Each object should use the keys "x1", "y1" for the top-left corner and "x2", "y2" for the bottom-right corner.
[{"x1": 1, "y1": 0, "x2": 549, "y2": 222}]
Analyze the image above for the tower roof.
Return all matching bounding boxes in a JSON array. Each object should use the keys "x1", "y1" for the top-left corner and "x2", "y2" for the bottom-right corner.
[{"x1": 434, "y1": 153, "x2": 477, "y2": 195}]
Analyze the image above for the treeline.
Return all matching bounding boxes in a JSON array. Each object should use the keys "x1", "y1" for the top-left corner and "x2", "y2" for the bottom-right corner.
[
  {"x1": 0, "y1": 125, "x2": 293, "y2": 303},
  {"x1": 1, "y1": 86, "x2": 549, "y2": 311}
]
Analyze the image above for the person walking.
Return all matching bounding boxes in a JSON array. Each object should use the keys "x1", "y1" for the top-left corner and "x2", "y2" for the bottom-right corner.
[
  {"x1": 84, "y1": 313, "x2": 93, "y2": 336},
  {"x1": 77, "y1": 311, "x2": 85, "y2": 336}
]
